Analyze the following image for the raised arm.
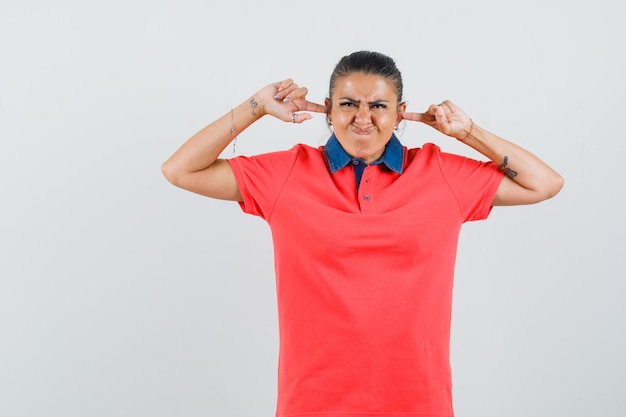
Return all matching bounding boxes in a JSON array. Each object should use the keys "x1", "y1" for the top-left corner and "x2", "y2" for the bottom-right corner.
[
  {"x1": 161, "y1": 79, "x2": 326, "y2": 201},
  {"x1": 401, "y1": 101, "x2": 564, "y2": 206}
]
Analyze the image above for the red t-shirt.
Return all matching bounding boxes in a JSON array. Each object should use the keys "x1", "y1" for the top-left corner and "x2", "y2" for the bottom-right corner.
[{"x1": 228, "y1": 142, "x2": 503, "y2": 417}]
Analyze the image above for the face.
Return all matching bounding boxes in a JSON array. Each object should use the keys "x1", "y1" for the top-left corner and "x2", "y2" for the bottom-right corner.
[{"x1": 327, "y1": 73, "x2": 405, "y2": 163}]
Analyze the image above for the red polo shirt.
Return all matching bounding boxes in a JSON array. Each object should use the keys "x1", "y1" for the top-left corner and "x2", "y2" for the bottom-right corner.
[{"x1": 228, "y1": 140, "x2": 503, "y2": 417}]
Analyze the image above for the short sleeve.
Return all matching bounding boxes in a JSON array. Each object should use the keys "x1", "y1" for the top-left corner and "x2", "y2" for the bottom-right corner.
[
  {"x1": 227, "y1": 145, "x2": 302, "y2": 220},
  {"x1": 435, "y1": 146, "x2": 504, "y2": 222}
]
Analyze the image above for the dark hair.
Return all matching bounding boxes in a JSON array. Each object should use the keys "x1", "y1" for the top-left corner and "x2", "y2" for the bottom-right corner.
[{"x1": 328, "y1": 51, "x2": 403, "y2": 106}]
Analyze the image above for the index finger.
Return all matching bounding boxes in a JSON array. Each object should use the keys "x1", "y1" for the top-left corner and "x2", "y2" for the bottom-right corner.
[
  {"x1": 401, "y1": 111, "x2": 434, "y2": 123},
  {"x1": 297, "y1": 100, "x2": 328, "y2": 114}
]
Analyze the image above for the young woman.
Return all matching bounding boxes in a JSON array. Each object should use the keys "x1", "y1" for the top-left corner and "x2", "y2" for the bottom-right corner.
[{"x1": 162, "y1": 51, "x2": 563, "y2": 417}]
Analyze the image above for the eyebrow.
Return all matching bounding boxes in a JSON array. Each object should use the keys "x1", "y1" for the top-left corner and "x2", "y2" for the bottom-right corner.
[{"x1": 338, "y1": 97, "x2": 390, "y2": 105}]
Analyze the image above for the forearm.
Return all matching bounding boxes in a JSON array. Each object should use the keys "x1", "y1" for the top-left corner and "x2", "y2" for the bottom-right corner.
[
  {"x1": 461, "y1": 123, "x2": 564, "y2": 200},
  {"x1": 162, "y1": 97, "x2": 261, "y2": 180}
]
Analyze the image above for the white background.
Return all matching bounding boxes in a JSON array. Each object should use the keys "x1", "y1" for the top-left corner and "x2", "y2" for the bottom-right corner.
[{"x1": 1, "y1": 1, "x2": 624, "y2": 416}]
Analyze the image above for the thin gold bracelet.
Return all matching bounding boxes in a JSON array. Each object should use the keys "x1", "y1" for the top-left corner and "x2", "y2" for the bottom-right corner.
[
  {"x1": 460, "y1": 119, "x2": 474, "y2": 141},
  {"x1": 231, "y1": 108, "x2": 237, "y2": 154}
]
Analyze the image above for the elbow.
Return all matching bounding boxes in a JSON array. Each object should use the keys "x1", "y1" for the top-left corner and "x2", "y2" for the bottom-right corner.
[
  {"x1": 161, "y1": 160, "x2": 181, "y2": 186},
  {"x1": 542, "y1": 173, "x2": 565, "y2": 201},
  {"x1": 550, "y1": 173, "x2": 565, "y2": 198}
]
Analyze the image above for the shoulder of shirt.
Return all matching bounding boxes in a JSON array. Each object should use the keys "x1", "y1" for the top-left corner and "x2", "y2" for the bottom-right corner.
[
  {"x1": 408, "y1": 142, "x2": 494, "y2": 169},
  {"x1": 406, "y1": 142, "x2": 441, "y2": 152},
  {"x1": 250, "y1": 143, "x2": 326, "y2": 168},
  {"x1": 406, "y1": 142, "x2": 442, "y2": 159},
  {"x1": 230, "y1": 143, "x2": 317, "y2": 159}
]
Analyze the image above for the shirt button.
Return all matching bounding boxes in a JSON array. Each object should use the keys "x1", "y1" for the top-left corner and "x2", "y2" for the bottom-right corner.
[
  {"x1": 352, "y1": 160, "x2": 359, "y2": 165},
  {"x1": 363, "y1": 195, "x2": 370, "y2": 201}
]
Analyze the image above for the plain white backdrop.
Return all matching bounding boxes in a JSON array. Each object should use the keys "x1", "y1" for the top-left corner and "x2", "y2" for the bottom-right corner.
[{"x1": 1, "y1": 1, "x2": 624, "y2": 416}]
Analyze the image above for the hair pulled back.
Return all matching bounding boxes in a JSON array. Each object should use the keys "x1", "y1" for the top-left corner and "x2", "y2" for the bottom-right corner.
[{"x1": 328, "y1": 51, "x2": 403, "y2": 106}]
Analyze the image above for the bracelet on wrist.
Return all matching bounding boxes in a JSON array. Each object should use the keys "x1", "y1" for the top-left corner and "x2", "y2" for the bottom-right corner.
[{"x1": 460, "y1": 119, "x2": 475, "y2": 141}]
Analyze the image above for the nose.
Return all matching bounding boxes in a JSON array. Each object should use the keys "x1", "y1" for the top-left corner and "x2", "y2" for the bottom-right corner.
[{"x1": 354, "y1": 103, "x2": 372, "y2": 125}]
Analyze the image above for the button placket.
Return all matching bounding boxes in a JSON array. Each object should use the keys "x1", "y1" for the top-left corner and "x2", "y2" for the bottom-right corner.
[{"x1": 358, "y1": 169, "x2": 374, "y2": 212}]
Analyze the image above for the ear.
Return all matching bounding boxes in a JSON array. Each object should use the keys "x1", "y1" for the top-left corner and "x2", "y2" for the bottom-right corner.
[
  {"x1": 325, "y1": 97, "x2": 331, "y2": 121},
  {"x1": 397, "y1": 101, "x2": 407, "y2": 124}
]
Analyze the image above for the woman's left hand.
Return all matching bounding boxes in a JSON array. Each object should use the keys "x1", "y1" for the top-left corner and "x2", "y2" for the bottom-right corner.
[{"x1": 401, "y1": 100, "x2": 474, "y2": 141}]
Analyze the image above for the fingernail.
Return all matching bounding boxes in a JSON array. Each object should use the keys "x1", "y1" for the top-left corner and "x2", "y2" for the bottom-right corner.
[
  {"x1": 284, "y1": 96, "x2": 291, "y2": 103},
  {"x1": 274, "y1": 93, "x2": 282, "y2": 99}
]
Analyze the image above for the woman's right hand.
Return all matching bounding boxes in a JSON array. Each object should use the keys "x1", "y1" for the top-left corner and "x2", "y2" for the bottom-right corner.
[
  {"x1": 258, "y1": 79, "x2": 327, "y2": 123},
  {"x1": 162, "y1": 79, "x2": 326, "y2": 201}
]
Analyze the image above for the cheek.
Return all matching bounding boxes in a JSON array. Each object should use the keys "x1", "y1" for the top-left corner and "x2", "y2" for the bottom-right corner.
[
  {"x1": 331, "y1": 110, "x2": 353, "y2": 125},
  {"x1": 372, "y1": 112, "x2": 397, "y2": 127}
]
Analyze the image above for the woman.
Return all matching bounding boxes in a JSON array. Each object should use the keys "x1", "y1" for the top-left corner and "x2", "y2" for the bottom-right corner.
[{"x1": 162, "y1": 51, "x2": 563, "y2": 417}]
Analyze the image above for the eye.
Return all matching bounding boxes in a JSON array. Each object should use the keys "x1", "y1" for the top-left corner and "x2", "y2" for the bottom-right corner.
[
  {"x1": 371, "y1": 103, "x2": 387, "y2": 110},
  {"x1": 339, "y1": 101, "x2": 356, "y2": 107}
]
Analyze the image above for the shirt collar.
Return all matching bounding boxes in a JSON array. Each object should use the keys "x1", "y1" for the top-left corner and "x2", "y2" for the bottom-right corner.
[{"x1": 323, "y1": 133, "x2": 404, "y2": 174}]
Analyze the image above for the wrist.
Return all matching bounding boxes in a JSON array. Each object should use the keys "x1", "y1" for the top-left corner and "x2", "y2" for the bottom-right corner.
[
  {"x1": 247, "y1": 96, "x2": 263, "y2": 118},
  {"x1": 457, "y1": 119, "x2": 475, "y2": 142}
]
